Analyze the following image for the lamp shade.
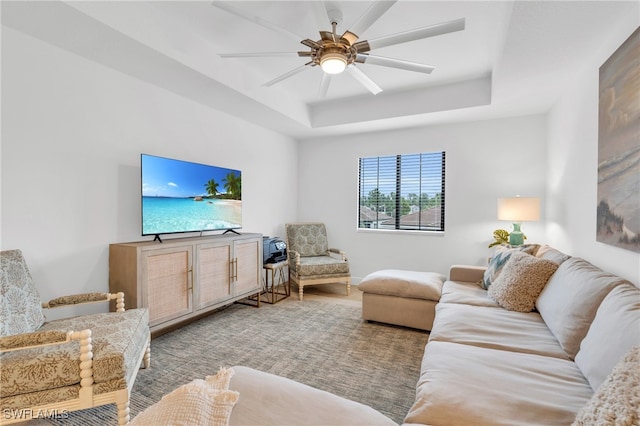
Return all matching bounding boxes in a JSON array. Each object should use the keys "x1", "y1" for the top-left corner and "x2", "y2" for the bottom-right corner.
[{"x1": 497, "y1": 197, "x2": 540, "y2": 222}]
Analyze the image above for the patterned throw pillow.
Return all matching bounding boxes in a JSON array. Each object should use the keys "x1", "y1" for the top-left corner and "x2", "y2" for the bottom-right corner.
[
  {"x1": 573, "y1": 346, "x2": 640, "y2": 425},
  {"x1": 488, "y1": 250, "x2": 558, "y2": 312},
  {"x1": 481, "y1": 244, "x2": 540, "y2": 289}
]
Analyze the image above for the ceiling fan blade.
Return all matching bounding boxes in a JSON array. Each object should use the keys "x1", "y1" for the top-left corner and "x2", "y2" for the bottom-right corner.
[
  {"x1": 342, "y1": 1, "x2": 396, "y2": 45},
  {"x1": 311, "y1": 1, "x2": 330, "y2": 29},
  {"x1": 355, "y1": 54, "x2": 435, "y2": 74},
  {"x1": 220, "y1": 52, "x2": 299, "y2": 58},
  {"x1": 301, "y1": 38, "x2": 322, "y2": 49},
  {"x1": 318, "y1": 73, "x2": 332, "y2": 98},
  {"x1": 355, "y1": 18, "x2": 465, "y2": 53},
  {"x1": 211, "y1": 1, "x2": 304, "y2": 42},
  {"x1": 263, "y1": 64, "x2": 311, "y2": 87},
  {"x1": 346, "y1": 65, "x2": 382, "y2": 95}
]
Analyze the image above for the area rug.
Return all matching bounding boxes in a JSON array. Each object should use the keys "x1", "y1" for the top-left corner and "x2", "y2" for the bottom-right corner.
[{"x1": 32, "y1": 299, "x2": 429, "y2": 425}]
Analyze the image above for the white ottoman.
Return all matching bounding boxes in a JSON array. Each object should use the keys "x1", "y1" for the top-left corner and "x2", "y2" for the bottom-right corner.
[{"x1": 358, "y1": 269, "x2": 445, "y2": 331}]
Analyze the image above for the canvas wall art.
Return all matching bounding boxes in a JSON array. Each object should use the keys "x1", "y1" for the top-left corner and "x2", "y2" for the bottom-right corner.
[{"x1": 596, "y1": 27, "x2": 640, "y2": 253}]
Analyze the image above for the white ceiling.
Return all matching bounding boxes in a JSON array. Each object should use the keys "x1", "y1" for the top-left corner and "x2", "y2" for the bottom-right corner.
[{"x1": 1, "y1": 1, "x2": 634, "y2": 140}]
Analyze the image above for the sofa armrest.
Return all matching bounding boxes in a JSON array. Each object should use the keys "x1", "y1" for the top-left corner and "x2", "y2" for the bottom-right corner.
[
  {"x1": 288, "y1": 250, "x2": 301, "y2": 271},
  {"x1": 328, "y1": 248, "x2": 347, "y2": 261},
  {"x1": 42, "y1": 291, "x2": 125, "y2": 312},
  {"x1": 0, "y1": 329, "x2": 91, "y2": 353},
  {"x1": 449, "y1": 265, "x2": 487, "y2": 283}
]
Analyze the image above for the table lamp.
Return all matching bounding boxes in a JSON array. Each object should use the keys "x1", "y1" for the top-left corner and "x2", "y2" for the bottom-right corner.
[{"x1": 497, "y1": 196, "x2": 540, "y2": 246}]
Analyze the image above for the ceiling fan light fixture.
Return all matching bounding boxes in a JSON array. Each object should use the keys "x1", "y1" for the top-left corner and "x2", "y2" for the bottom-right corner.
[{"x1": 320, "y1": 53, "x2": 347, "y2": 74}]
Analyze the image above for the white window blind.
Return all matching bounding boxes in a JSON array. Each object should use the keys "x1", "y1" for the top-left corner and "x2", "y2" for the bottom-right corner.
[{"x1": 358, "y1": 152, "x2": 445, "y2": 231}]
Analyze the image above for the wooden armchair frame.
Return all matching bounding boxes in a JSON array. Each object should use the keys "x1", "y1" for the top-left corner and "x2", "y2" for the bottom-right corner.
[
  {"x1": 0, "y1": 291, "x2": 150, "y2": 425},
  {"x1": 285, "y1": 223, "x2": 351, "y2": 301}
]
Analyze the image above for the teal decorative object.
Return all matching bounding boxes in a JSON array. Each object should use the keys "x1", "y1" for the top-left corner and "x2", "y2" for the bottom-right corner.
[{"x1": 508, "y1": 223, "x2": 525, "y2": 246}]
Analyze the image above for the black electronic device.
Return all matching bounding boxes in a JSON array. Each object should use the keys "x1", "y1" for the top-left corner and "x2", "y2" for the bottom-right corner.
[
  {"x1": 140, "y1": 154, "x2": 242, "y2": 240},
  {"x1": 263, "y1": 237, "x2": 287, "y2": 264}
]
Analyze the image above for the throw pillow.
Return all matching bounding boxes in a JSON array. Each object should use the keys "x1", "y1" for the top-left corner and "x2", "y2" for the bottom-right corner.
[
  {"x1": 488, "y1": 250, "x2": 558, "y2": 312},
  {"x1": 130, "y1": 369, "x2": 239, "y2": 426},
  {"x1": 206, "y1": 366, "x2": 236, "y2": 390},
  {"x1": 482, "y1": 244, "x2": 540, "y2": 289},
  {"x1": 573, "y1": 346, "x2": 640, "y2": 426}
]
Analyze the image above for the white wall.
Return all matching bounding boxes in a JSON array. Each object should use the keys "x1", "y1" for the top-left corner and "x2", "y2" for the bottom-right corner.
[
  {"x1": 3, "y1": 4, "x2": 637, "y2": 314},
  {"x1": 1, "y1": 28, "x2": 298, "y2": 316},
  {"x1": 297, "y1": 115, "x2": 548, "y2": 280},
  {"x1": 546, "y1": 11, "x2": 639, "y2": 284}
]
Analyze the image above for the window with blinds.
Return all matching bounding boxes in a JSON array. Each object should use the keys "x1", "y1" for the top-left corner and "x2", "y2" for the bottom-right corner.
[{"x1": 358, "y1": 152, "x2": 445, "y2": 232}]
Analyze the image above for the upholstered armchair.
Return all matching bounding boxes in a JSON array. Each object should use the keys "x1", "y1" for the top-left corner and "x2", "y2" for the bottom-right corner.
[
  {"x1": 0, "y1": 249, "x2": 150, "y2": 425},
  {"x1": 285, "y1": 223, "x2": 351, "y2": 301}
]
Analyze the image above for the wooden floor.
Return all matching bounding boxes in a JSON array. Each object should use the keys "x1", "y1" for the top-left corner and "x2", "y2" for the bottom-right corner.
[{"x1": 281, "y1": 282, "x2": 362, "y2": 307}]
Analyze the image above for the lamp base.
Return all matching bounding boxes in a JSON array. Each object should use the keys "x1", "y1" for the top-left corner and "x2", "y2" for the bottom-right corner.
[{"x1": 508, "y1": 223, "x2": 524, "y2": 246}]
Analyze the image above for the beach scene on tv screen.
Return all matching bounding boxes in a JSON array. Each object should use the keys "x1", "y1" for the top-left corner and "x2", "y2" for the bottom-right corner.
[{"x1": 142, "y1": 155, "x2": 241, "y2": 235}]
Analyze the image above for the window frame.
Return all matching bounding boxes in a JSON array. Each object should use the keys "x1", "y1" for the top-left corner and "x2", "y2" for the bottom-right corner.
[{"x1": 357, "y1": 151, "x2": 446, "y2": 234}]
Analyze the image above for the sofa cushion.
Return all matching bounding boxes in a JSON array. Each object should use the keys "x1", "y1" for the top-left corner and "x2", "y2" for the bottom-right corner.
[
  {"x1": 439, "y1": 281, "x2": 501, "y2": 307},
  {"x1": 0, "y1": 249, "x2": 46, "y2": 337},
  {"x1": 404, "y1": 341, "x2": 593, "y2": 426},
  {"x1": 535, "y1": 257, "x2": 628, "y2": 359},
  {"x1": 131, "y1": 369, "x2": 239, "y2": 426},
  {"x1": 536, "y1": 244, "x2": 571, "y2": 264},
  {"x1": 358, "y1": 270, "x2": 444, "y2": 301},
  {"x1": 574, "y1": 284, "x2": 640, "y2": 392},
  {"x1": 228, "y1": 366, "x2": 397, "y2": 426},
  {"x1": 572, "y1": 346, "x2": 639, "y2": 426},
  {"x1": 1, "y1": 308, "x2": 149, "y2": 398},
  {"x1": 429, "y1": 302, "x2": 570, "y2": 359},
  {"x1": 482, "y1": 244, "x2": 539, "y2": 289},
  {"x1": 488, "y1": 251, "x2": 558, "y2": 312}
]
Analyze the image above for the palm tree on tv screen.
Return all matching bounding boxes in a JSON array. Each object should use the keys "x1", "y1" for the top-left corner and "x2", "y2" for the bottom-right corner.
[
  {"x1": 224, "y1": 173, "x2": 241, "y2": 200},
  {"x1": 205, "y1": 179, "x2": 219, "y2": 198}
]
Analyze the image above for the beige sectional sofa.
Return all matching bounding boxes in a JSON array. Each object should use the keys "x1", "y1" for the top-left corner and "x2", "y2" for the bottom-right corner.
[{"x1": 405, "y1": 245, "x2": 639, "y2": 425}]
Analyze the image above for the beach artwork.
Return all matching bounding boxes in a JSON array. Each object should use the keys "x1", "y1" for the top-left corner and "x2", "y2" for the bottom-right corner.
[{"x1": 596, "y1": 27, "x2": 640, "y2": 253}]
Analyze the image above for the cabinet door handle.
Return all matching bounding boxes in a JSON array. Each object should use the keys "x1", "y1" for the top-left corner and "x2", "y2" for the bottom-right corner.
[
  {"x1": 229, "y1": 259, "x2": 235, "y2": 281},
  {"x1": 231, "y1": 258, "x2": 237, "y2": 280},
  {"x1": 188, "y1": 267, "x2": 193, "y2": 290}
]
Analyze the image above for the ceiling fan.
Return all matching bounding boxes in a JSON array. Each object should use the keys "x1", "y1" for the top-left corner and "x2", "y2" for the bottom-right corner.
[{"x1": 213, "y1": 1, "x2": 465, "y2": 97}]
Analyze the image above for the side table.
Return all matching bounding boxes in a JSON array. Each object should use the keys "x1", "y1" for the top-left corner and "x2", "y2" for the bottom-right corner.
[{"x1": 262, "y1": 261, "x2": 290, "y2": 304}]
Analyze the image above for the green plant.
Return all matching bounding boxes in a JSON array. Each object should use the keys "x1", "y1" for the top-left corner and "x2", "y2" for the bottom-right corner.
[
  {"x1": 489, "y1": 228, "x2": 527, "y2": 248},
  {"x1": 489, "y1": 229, "x2": 510, "y2": 248}
]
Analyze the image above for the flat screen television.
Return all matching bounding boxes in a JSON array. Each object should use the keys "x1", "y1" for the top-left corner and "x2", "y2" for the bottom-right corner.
[{"x1": 141, "y1": 154, "x2": 242, "y2": 239}]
